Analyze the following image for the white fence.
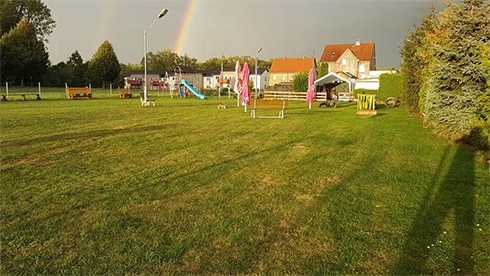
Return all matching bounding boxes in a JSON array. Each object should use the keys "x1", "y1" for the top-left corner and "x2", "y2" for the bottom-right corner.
[{"x1": 262, "y1": 90, "x2": 329, "y2": 101}]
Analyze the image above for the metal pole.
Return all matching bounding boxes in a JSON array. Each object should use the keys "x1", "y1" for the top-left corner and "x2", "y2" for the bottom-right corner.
[
  {"x1": 255, "y1": 57, "x2": 258, "y2": 99},
  {"x1": 255, "y1": 47, "x2": 262, "y2": 99},
  {"x1": 143, "y1": 8, "x2": 168, "y2": 106},
  {"x1": 219, "y1": 61, "x2": 223, "y2": 99},
  {"x1": 144, "y1": 29, "x2": 148, "y2": 103}
]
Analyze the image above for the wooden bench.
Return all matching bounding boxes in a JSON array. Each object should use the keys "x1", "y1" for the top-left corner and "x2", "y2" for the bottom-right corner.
[
  {"x1": 118, "y1": 87, "x2": 132, "y2": 99},
  {"x1": 66, "y1": 86, "x2": 92, "y2": 99},
  {"x1": 139, "y1": 93, "x2": 155, "y2": 107},
  {"x1": 1, "y1": 93, "x2": 41, "y2": 101},
  {"x1": 251, "y1": 99, "x2": 288, "y2": 119}
]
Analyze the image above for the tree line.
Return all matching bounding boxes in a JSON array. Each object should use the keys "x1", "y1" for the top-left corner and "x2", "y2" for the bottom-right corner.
[
  {"x1": 0, "y1": 0, "x2": 272, "y2": 88},
  {"x1": 399, "y1": 0, "x2": 489, "y2": 149}
]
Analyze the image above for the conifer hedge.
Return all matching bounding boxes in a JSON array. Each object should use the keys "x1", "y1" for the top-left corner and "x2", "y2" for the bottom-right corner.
[{"x1": 401, "y1": 0, "x2": 490, "y2": 148}]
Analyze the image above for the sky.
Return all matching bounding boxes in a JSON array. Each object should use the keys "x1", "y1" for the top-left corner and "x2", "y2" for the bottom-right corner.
[{"x1": 43, "y1": 0, "x2": 446, "y2": 69}]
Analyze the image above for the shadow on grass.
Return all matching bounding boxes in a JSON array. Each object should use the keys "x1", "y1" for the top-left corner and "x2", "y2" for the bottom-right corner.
[
  {"x1": 393, "y1": 145, "x2": 475, "y2": 274},
  {"x1": 2, "y1": 123, "x2": 177, "y2": 149}
]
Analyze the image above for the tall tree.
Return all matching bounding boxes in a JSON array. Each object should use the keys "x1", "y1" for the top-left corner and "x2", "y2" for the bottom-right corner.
[
  {"x1": 399, "y1": 7, "x2": 436, "y2": 113},
  {"x1": 118, "y1": 63, "x2": 141, "y2": 87},
  {"x1": 145, "y1": 49, "x2": 179, "y2": 72},
  {"x1": 88, "y1": 40, "x2": 121, "y2": 88},
  {"x1": 473, "y1": 44, "x2": 490, "y2": 148},
  {"x1": 317, "y1": 62, "x2": 329, "y2": 79},
  {"x1": 423, "y1": 0, "x2": 490, "y2": 142},
  {"x1": 0, "y1": 20, "x2": 49, "y2": 85},
  {"x1": 67, "y1": 51, "x2": 88, "y2": 86},
  {"x1": 0, "y1": 0, "x2": 56, "y2": 42},
  {"x1": 43, "y1": 61, "x2": 71, "y2": 87},
  {"x1": 292, "y1": 71, "x2": 308, "y2": 92},
  {"x1": 175, "y1": 53, "x2": 198, "y2": 68}
]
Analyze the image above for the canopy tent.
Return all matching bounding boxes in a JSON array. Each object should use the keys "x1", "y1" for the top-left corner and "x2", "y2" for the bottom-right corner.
[{"x1": 314, "y1": 72, "x2": 354, "y2": 92}]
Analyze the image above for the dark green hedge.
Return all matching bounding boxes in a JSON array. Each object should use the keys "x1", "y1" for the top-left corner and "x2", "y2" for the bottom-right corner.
[{"x1": 377, "y1": 73, "x2": 402, "y2": 101}]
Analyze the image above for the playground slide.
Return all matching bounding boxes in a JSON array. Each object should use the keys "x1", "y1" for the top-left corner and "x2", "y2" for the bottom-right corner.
[{"x1": 181, "y1": 79, "x2": 206, "y2": 99}]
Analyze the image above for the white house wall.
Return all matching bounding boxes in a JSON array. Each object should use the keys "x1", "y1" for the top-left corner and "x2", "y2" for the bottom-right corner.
[{"x1": 354, "y1": 79, "x2": 379, "y2": 90}]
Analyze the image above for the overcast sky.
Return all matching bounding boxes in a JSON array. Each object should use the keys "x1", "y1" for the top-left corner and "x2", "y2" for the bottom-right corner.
[{"x1": 43, "y1": 0, "x2": 446, "y2": 68}]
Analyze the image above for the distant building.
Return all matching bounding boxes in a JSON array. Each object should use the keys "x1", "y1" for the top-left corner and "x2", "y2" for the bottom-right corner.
[
  {"x1": 201, "y1": 69, "x2": 221, "y2": 89},
  {"x1": 320, "y1": 40, "x2": 376, "y2": 79},
  {"x1": 125, "y1": 71, "x2": 165, "y2": 90},
  {"x1": 268, "y1": 57, "x2": 316, "y2": 86},
  {"x1": 214, "y1": 67, "x2": 269, "y2": 92},
  {"x1": 249, "y1": 67, "x2": 269, "y2": 91},
  {"x1": 354, "y1": 69, "x2": 397, "y2": 90},
  {"x1": 173, "y1": 65, "x2": 203, "y2": 90},
  {"x1": 126, "y1": 65, "x2": 270, "y2": 93}
]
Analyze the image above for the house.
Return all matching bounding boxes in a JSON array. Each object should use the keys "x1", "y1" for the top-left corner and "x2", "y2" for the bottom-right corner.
[
  {"x1": 219, "y1": 67, "x2": 235, "y2": 90},
  {"x1": 268, "y1": 57, "x2": 316, "y2": 86},
  {"x1": 320, "y1": 40, "x2": 376, "y2": 78},
  {"x1": 126, "y1": 65, "x2": 269, "y2": 93},
  {"x1": 201, "y1": 69, "x2": 221, "y2": 89},
  {"x1": 249, "y1": 67, "x2": 269, "y2": 91},
  {"x1": 354, "y1": 69, "x2": 397, "y2": 90},
  {"x1": 125, "y1": 71, "x2": 165, "y2": 90},
  {"x1": 173, "y1": 65, "x2": 203, "y2": 90},
  {"x1": 216, "y1": 66, "x2": 269, "y2": 92}
]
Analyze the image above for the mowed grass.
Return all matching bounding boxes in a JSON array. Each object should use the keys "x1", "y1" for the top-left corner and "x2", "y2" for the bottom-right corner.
[{"x1": 1, "y1": 89, "x2": 489, "y2": 274}]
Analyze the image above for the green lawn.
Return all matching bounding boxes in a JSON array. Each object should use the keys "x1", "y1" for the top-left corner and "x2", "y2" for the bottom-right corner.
[{"x1": 1, "y1": 90, "x2": 489, "y2": 274}]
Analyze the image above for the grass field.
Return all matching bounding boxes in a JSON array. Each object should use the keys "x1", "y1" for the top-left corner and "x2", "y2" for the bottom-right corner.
[{"x1": 1, "y1": 89, "x2": 489, "y2": 274}]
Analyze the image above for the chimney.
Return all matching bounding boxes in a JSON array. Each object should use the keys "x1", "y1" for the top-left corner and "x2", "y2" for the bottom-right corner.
[{"x1": 355, "y1": 39, "x2": 361, "y2": 46}]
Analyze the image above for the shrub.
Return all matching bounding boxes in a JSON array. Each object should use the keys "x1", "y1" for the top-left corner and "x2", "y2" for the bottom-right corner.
[
  {"x1": 378, "y1": 73, "x2": 401, "y2": 101},
  {"x1": 292, "y1": 71, "x2": 308, "y2": 92}
]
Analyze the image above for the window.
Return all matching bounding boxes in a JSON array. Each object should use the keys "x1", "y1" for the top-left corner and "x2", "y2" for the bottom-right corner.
[
  {"x1": 342, "y1": 59, "x2": 347, "y2": 65},
  {"x1": 359, "y1": 64, "x2": 365, "y2": 73}
]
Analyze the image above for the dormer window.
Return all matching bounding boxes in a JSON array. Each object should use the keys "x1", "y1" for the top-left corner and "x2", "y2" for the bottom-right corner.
[{"x1": 331, "y1": 52, "x2": 335, "y2": 57}]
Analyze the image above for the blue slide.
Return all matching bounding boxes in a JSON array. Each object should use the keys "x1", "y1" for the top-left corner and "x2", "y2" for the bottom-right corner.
[{"x1": 181, "y1": 79, "x2": 206, "y2": 99}]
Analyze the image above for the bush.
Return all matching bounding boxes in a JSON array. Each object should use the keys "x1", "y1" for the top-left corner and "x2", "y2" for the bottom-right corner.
[
  {"x1": 378, "y1": 73, "x2": 402, "y2": 101},
  {"x1": 353, "y1": 88, "x2": 377, "y2": 99},
  {"x1": 292, "y1": 71, "x2": 308, "y2": 92}
]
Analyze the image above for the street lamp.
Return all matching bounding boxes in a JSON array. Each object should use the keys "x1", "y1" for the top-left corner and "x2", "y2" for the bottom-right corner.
[
  {"x1": 254, "y1": 47, "x2": 262, "y2": 99},
  {"x1": 143, "y1": 8, "x2": 168, "y2": 104}
]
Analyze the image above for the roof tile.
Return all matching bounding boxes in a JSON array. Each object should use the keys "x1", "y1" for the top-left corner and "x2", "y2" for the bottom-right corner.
[
  {"x1": 269, "y1": 57, "x2": 315, "y2": 73},
  {"x1": 320, "y1": 43, "x2": 375, "y2": 62}
]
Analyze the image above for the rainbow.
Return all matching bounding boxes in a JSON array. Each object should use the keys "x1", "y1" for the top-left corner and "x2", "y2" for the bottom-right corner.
[{"x1": 173, "y1": 0, "x2": 199, "y2": 55}]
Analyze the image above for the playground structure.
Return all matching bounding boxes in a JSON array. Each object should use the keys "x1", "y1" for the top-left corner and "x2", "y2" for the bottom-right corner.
[
  {"x1": 181, "y1": 79, "x2": 206, "y2": 99},
  {"x1": 356, "y1": 94, "x2": 377, "y2": 117}
]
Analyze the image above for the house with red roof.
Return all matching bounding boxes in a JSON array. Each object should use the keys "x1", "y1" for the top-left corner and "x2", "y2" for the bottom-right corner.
[
  {"x1": 320, "y1": 40, "x2": 376, "y2": 79},
  {"x1": 268, "y1": 57, "x2": 316, "y2": 86}
]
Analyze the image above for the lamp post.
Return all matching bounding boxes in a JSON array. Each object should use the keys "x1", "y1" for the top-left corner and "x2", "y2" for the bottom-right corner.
[
  {"x1": 254, "y1": 47, "x2": 262, "y2": 99},
  {"x1": 144, "y1": 8, "x2": 168, "y2": 104}
]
